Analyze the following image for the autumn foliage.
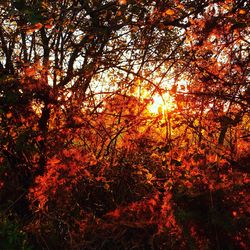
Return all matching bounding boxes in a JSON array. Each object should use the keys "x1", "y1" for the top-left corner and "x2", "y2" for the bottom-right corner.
[{"x1": 0, "y1": 0, "x2": 249, "y2": 249}]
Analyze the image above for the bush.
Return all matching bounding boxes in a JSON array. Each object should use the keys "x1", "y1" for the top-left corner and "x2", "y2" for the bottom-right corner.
[{"x1": 0, "y1": 217, "x2": 32, "y2": 250}]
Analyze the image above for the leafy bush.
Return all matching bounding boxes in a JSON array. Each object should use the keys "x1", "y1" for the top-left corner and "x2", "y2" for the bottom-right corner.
[{"x1": 0, "y1": 217, "x2": 32, "y2": 250}]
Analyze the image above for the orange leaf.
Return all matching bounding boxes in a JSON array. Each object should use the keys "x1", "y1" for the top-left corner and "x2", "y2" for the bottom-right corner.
[
  {"x1": 148, "y1": 198, "x2": 156, "y2": 206},
  {"x1": 165, "y1": 9, "x2": 175, "y2": 15},
  {"x1": 118, "y1": 0, "x2": 127, "y2": 5},
  {"x1": 26, "y1": 67, "x2": 36, "y2": 77},
  {"x1": 6, "y1": 112, "x2": 12, "y2": 119},
  {"x1": 45, "y1": 24, "x2": 53, "y2": 29},
  {"x1": 239, "y1": 9, "x2": 246, "y2": 14},
  {"x1": 49, "y1": 157, "x2": 60, "y2": 166},
  {"x1": 34, "y1": 23, "x2": 43, "y2": 30}
]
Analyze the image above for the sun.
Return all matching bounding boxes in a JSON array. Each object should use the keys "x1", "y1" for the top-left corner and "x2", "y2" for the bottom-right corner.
[
  {"x1": 148, "y1": 92, "x2": 176, "y2": 114},
  {"x1": 131, "y1": 79, "x2": 177, "y2": 115}
]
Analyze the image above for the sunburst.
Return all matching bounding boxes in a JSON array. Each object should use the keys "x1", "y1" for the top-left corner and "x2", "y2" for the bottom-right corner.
[{"x1": 147, "y1": 92, "x2": 176, "y2": 114}]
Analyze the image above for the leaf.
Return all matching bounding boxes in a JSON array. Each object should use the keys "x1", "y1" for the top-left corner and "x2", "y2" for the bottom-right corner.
[
  {"x1": 36, "y1": 135, "x2": 43, "y2": 142},
  {"x1": 6, "y1": 112, "x2": 12, "y2": 119},
  {"x1": 107, "y1": 208, "x2": 120, "y2": 218},
  {"x1": 34, "y1": 23, "x2": 43, "y2": 30},
  {"x1": 239, "y1": 9, "x2": 246, "y2": 15},
  {"x1": 170, "y1": 85, "x2": 177, "y2": 95},
  {"x1": 146, "y1": 173, "x2": 153, "y2": 180},
  {"x1": 165, "y1": 9, "x2": 175, "y2": 15},
  {"x1": 118, "y1": 0, "x2": 127, "y2": 5},
  {"x1": 116, "y1": 10, "x2": 122, "y2": 16},
  {"x1": 44, "y1": 23, "x2": 53, "y2": 29},
  {"x1": 25, "y1": 67, "x2": 36, "y2": 77},
  {"x1": 177, "y1": 4, "x2": 185, "y2": 9},
  {"x1": 148, "y1": 198, "x2": 157, "y2": 206},
  {"x1": 49, "y1": 157, "x2": 61, "y2": 166}
]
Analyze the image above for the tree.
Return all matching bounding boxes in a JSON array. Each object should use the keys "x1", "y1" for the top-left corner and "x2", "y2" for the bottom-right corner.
[{"x1": 0, "y1": 0, "x2": 249, "y2": 249}]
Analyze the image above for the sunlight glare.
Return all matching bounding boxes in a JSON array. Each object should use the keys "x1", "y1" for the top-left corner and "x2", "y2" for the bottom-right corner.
[{"x1": 148, "y1": 92, "x2": 176, "y2": 114}]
